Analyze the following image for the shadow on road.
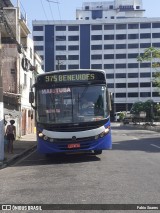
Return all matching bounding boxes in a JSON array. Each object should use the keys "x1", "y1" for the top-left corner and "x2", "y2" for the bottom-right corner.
[{"x1": 10, "y1": 151, "x2": 101, "y2": 167}]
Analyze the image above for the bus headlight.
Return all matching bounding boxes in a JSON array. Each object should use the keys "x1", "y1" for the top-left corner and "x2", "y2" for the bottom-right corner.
[
  {"x1": 99, "y1": 126, "x2": 110, "y2": 138},
  {"x1": 38, "y1": 132, "x2": 43, "y2": 137}
]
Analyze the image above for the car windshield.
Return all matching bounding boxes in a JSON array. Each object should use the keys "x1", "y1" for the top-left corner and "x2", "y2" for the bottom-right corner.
[{"x1": 36, "y1": 85, "x2": 108, "y2": 124}]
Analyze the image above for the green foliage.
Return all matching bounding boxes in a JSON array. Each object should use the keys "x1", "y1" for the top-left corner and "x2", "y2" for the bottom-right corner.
[
  {"x1": 137, "y1": 47, "x2": 160, "y2": 89},
  {"x1": 131, "y1": 100, "x2": 160, "y2": 121},
  {"x1": 131, "y1": 101, "x2": 144, "y2": 114},
  {"x1": 119, "y1": 112, "x2": 125, "y2": 121}
]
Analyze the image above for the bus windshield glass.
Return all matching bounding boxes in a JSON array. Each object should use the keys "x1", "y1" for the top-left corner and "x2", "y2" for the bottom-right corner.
[{"x1": 37, "y1": 85, "x2": 108, "y2": 124}]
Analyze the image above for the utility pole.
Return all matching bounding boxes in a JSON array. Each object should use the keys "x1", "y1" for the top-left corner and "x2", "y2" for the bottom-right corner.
[{"x1": 0, "y1": 29, "x2": 4, "y2": 162}]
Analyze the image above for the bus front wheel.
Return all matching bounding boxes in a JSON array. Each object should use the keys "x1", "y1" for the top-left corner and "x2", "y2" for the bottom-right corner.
[{"x1": 94, "y1": 150, "x2": 102, "y2": 155}]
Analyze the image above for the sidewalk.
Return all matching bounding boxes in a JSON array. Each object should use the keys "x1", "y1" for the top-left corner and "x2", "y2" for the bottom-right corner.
[{"x1": 1, "y1": 133, "x2": 37, "y2": 169}]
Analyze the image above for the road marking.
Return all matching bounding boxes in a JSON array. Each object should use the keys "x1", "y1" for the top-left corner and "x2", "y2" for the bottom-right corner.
[
  {"x1": 133, "y1": 138, "x2": 139, "y2": 140},
  {"x1": 150, "y1": 144, "x2": 160, "y2": 149}
]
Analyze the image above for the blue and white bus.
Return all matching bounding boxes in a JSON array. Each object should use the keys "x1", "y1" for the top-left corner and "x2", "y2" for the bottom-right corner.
[{"x1": 29, "y1": 69, "x2": 112, "y2": 155}]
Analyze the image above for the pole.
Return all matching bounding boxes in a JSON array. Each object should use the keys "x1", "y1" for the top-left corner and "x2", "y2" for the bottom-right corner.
[{"x1": 0, "y1": 30, "x2": 4, "y2": 162}]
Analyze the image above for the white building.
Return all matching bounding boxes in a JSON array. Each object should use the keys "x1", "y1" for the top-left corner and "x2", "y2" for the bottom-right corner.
[
  {"x1": 32, "y1": 0, "x2": 160, "y2": 113},
  {"x1": 1, "y1": 1, "x2": 43, "y2": 136}
]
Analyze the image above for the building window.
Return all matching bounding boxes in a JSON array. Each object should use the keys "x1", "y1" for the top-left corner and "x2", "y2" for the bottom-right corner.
[
  {"x1": 116, "y1": 54, "x2": 126, "y2": 59},
  {"x1": 106, "y1": 74, "x2": 114, "y2": 79},
  {"x1": 104, "y1": 44, "x2": 114, "y2": 49},
  {"x1": 116, "y1": 93, "x2": 126, "y2": 97},
  {"x1": 116, "y1": 44, "x2": 126, "y2": 49},
  {"x1": 104, "y1": 64, "x2": 114, "y2": 69},
  {"x1": 128, "y1": 53, "x2": 138, "y2": 58},
  {"x1": 68, "y1": 26, "x2": 79, "y2": 31},
  {"x1": 116, "y1": 24, "x2": 127, "y2": 29},
  {"x1": 91, "y1": 45, "x2": 102, "y2": 50},
  {"x1": 128, "y1": 93, "x2": 138, "y2": 97},
  {"x1": 152, "y1": 92, "x2": 160, "y2": 97},
  {"x1": 91, "y1": 55, "x2": 102, "y2": 60},
  {"x1": 116, "y1": 73, "x2": 126, "y2": 78},
  {"x1": 128, "y1": 83, "x2": 138, "y2": 88},
  {"x1": 152, "y1": 33, "x2": 160, "y2": 38},
  {"x1": 68, "y1": 45, "x2": 79, "y2": 50},
  {"x1": 68, "y1": 36, "x2": 79, "y2": 41},
  {"x1": 104, "y1": 35, "x2": 114, "y2": 40},
  {"x1": 104, "y1": 54, "x2": 114, "y2": 59},
  {"x1": 56, "y1": 26, "x2": 66, "y2": 31},
  {"x1": 128, "y1": 43, "x2": 139, "y2": 49},
  {"x1": 11, "y1": 69, "x2": 15, "y2": 74},
  {"x1": 128, "y1": 24, "x2": 139, "y2": 29},
  {"x1": 56, "y1": 65, "x2": 66, "y2": 70},
  {"x1": 56, "y1": 46, "x2": 66, "y2": 51},
  {"x1": 24, "y1": 73, "x2": 27, "y2": 86},
  {"x1": 91, "y1": 35, "x2": 102, "y2": 40},
  {"x1": 140, "y1": 92, "x2": 151, "y2": 97},
  {"x1": 128, "y1": 63, "x2": 139, "y2": 68},
  {"x1": 68, "y1": 65, "x2": 79, "y2": 69},
  {"x1": 56, "y1": 55, "x2": 66, "y2": 60},
  {"x1": 128, "y1": 73, "x2": 138, "y2": 78},
  {"x1": 140, "y1": 82, "x2": 151, "y2": 87},
  {"x1": 40, "y1": 55, "x2": 44, "y2": 60},
  {"x1": 116, "y1": 34, "x2": 126, "y2": 40},
  {"x1": 140, "y1": 23, "x2": 151, "y2": 29},
  {"x1": 140, "y1": 63, "x2": 151, "y2": 68},
  {"x1": 152, "y1": 43, "x2": 160, "y2": 47},
  {"x1": 85, "y1": 6, "x2": 89, "y2": 10},
  {"x1": 34, "y1": 46, "x2": 44, "y2": 51},
  {"x1": 140, "y1": 33, "x2": 151, "y2": 39},
  {"x1": 152, "y1": 23, "x2": 160, "y2": 28},
  {"x1": 140, "y1": 43, "x2": 151, "y2": 48},
  {"x1": 33, "y1": 26, "x2": 43, "y2": 31},
  {"x1": 116, "y1": 83, "x2": 126, "y2": 88},
  {"x1": 91, "y1": 64, "x2": 102, "y2": 69},
  {"x1": 116, "y1": 64, "x2": 126, "y2": 69},
  {"x1": 91, "y1": 25, "x2": 102, "y2": 30},
  {"x1": 56, "y1": 36, "x2": 66, "y2": 41},
  {"x1": 140, "y1": 73, "x2": 151, "y2": 78},
  {"x1": 33, "y1": 36, "x2": 44, "y2": 41},
  {"x1": 108, "y1": 83, "x2": 114, "y2": 88},
  {"x1": 68, "y1": 55, "x2": 79, "y2": 60},
  {"x1": 104, "y1": 24, "x2": 114, "y2": 30},
  {"x1": 128, "y1": 34, "x2": 139, "y2": 39}
]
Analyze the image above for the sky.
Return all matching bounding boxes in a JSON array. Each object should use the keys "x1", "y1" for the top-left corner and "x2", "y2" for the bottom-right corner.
[{"x1": 11, "y1": 0, "x2": 160, "y2": 30}]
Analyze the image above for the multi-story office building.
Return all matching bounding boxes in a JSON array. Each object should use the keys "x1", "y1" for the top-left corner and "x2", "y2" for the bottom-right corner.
[{"x1": 32, "y1": 0, "x2": 160, "y2": 113}]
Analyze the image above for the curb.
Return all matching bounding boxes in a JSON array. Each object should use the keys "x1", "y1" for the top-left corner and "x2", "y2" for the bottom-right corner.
[
  {"x1": 0, "y1": 145, "x2": 37, "y2": 170},
  {"x1": 123, "y1": 123, "x2": 160, "y2": 133}
]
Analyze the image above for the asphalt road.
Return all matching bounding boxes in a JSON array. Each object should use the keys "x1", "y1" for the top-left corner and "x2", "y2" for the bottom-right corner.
[{"x1": 0, "y1": 124, "x2": 160, "y2": 212}]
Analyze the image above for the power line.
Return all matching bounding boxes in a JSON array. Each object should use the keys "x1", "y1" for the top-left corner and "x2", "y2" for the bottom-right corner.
[{"x1": 40, "y1": 0, "x2": 49, "y2": 22}]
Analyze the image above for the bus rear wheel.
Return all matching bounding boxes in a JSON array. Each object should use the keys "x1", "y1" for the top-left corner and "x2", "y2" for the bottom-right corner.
[{"x1": 94, "y1": 150, "x2": 102, "y2": 155}]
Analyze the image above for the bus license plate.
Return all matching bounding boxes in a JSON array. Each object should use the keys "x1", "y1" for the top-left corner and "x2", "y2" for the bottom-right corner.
[{"x1": 68, "y1": 143, "x2": 80, "y2": 149}]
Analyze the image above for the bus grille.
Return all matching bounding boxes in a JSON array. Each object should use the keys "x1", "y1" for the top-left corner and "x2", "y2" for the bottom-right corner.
[{"x1": 51, "y1": 137, "x2": 97, "y2": 151}]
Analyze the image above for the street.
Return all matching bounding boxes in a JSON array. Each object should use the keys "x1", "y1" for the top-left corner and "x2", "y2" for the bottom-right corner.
[{"x1": 0, "y1": 125, "x2": 160, "y2": 211}]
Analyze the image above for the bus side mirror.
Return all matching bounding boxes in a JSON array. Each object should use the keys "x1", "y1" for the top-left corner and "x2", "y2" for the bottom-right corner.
[{"x1": 29, "y1": 91, "x2": 34, "y2": 104}]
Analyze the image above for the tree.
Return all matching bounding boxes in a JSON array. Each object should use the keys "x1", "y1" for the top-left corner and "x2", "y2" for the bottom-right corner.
[
  {"x1": 130, "y1": 101, "x2": 144, "y2": 114},
  {"x1": 137, "y1": 47, "x2": 160, "y2": 89}
]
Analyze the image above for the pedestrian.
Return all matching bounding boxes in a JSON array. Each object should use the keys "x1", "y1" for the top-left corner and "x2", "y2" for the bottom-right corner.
[{"x1": 5, "y1": 120, "x2": 16, "y2": 154}]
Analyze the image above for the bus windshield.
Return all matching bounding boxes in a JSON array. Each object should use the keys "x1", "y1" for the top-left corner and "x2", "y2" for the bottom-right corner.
[{"x1": 37, "y1": 85, "x2": 108, "y2": 124}]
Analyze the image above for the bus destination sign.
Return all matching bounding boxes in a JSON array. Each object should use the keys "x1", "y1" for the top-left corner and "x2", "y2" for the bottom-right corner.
[{"x1": 38, "y1": 71, "x2": 105, "y2": 84}]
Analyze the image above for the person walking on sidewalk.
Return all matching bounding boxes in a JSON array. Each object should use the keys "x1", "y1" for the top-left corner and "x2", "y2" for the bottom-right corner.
[{"x1": 5, "y1": 120, "x2": 16, "y2": 154}]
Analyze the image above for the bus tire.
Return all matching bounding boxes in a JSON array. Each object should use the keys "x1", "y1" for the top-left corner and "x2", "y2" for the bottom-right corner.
[{"x1": 94, "y1": 150, "x2": 102, "y2": 155}]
